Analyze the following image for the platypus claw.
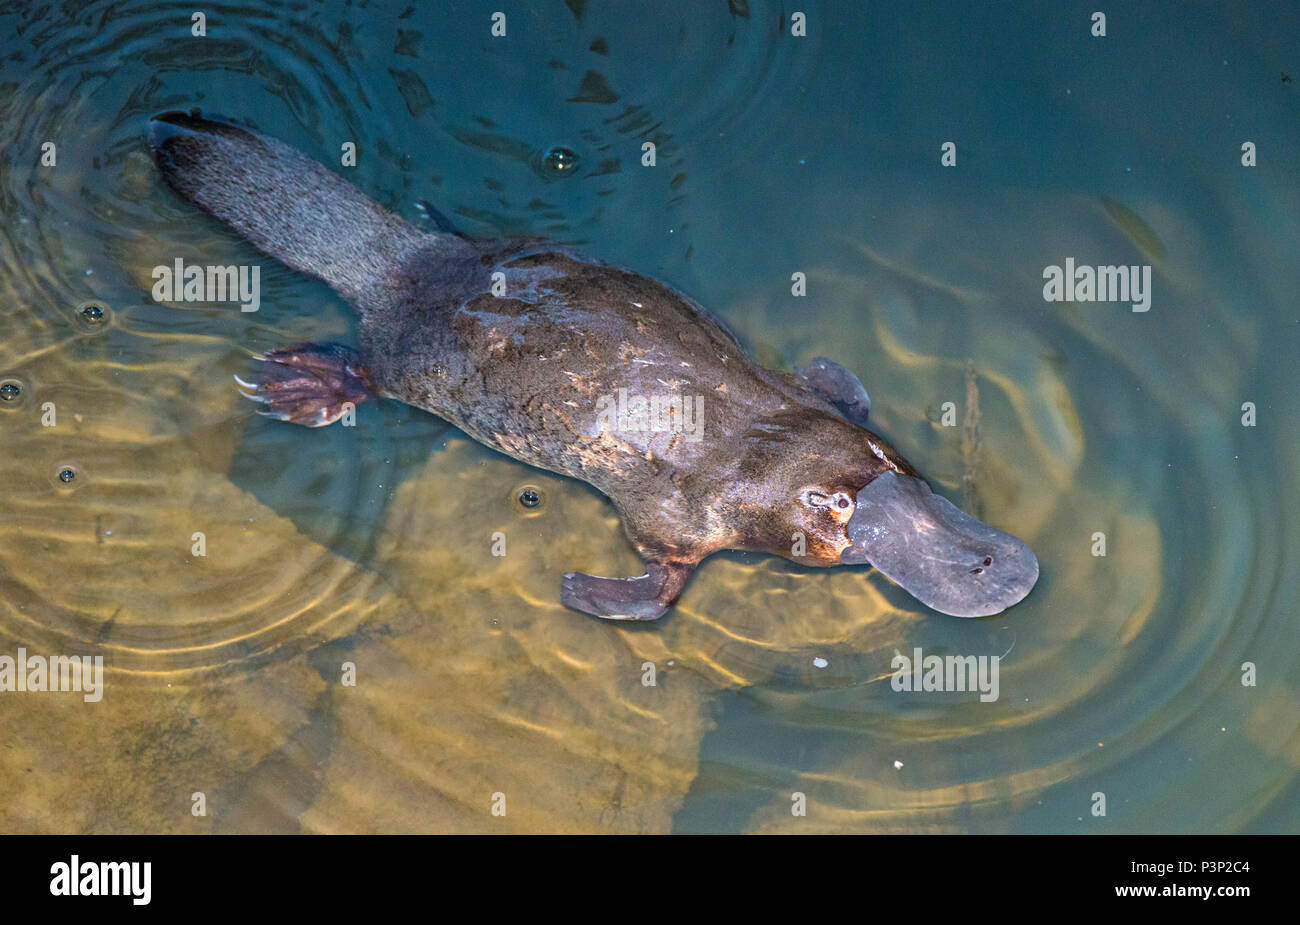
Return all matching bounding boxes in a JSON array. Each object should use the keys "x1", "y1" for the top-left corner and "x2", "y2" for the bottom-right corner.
[
  {"x1": 233, "y1": 374, "x2": 269, "y2": 402},
  {"x1": 237, "y1": 342, "x2": 375, "y2": 427}
]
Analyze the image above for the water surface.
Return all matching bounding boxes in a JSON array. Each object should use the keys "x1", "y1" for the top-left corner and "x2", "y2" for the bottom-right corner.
[{"x1": 0, "y1": 1, "x2": 1296, "y2": 833}]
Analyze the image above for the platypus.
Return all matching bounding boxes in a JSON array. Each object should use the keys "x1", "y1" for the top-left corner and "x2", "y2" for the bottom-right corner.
[{"x1": 149, "y1": 111, "x2": 1038, "y2": 621}]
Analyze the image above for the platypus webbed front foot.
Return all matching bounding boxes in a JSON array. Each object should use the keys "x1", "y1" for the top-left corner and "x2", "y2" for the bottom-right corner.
[
  {"x1": 236, "y1": 342, "x2": 374, "y2": 427},
  {"x1": 561, "y1": 561, "x2": 696, "y2": 621},
  {"x1": 794, "y1": 357, "x2": 871, "y2": 426}
]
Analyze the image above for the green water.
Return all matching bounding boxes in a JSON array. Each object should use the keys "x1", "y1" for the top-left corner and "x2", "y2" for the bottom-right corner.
[{"x1": 0, "y1": 1, "x2": 1296, "y2": 833}]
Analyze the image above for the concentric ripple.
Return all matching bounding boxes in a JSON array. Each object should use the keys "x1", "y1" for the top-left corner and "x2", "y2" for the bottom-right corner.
[{"x1": 0, "y1": 0, "x2": 425, "y2": 678}]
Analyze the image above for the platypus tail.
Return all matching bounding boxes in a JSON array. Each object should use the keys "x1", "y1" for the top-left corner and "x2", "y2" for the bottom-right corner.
[{"x1": 149, "y1": 110, "x2": 429, "y2": 306}]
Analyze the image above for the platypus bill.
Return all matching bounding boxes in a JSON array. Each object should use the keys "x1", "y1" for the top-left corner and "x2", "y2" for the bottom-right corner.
[{"x1": 149, "y1": 110, "x2": 1039, "y2": 622}]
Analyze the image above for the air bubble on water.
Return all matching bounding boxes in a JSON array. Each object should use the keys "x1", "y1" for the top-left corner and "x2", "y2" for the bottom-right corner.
[
  {"x1": 75, "y1": 301, "x2": 111, "y2": 330},
  {"x1": 542, "y1": 146, "x2": 578, "y2": 174},
  {"x1": 532, "y1": 145, "x2": 580, "y2": 180}
]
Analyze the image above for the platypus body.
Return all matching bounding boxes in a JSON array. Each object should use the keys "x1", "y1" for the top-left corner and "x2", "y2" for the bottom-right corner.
[{"x1": 150, "y1": 111, "x2": 1038, "y2": 621}]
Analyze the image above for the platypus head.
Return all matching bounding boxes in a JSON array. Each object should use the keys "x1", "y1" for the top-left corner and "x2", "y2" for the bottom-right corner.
[{"x1": 748, "y1": 412, "x2": 1038, "y2": 618}]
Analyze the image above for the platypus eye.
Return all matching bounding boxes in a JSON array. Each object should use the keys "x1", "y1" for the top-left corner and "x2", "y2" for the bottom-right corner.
[{"x1": 802, "y1": 489, "x2": 855, "y2": 518}]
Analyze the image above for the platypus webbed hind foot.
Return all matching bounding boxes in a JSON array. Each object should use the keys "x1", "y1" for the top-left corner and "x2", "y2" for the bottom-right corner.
[
  {"x1": 561, "y1": 561, "x2": 696, "y2": 621},
  {"x1": 794, "y1": 357, "x2": 871, "y2": 426},
  {"x1": 237, "y1": 342, "x2": 374, "y2": 427}
]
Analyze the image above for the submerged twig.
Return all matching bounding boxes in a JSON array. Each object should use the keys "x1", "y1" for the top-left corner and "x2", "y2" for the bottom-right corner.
[{"x1": 961, "y1": 361, "x2": 982, "y2": 518}]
